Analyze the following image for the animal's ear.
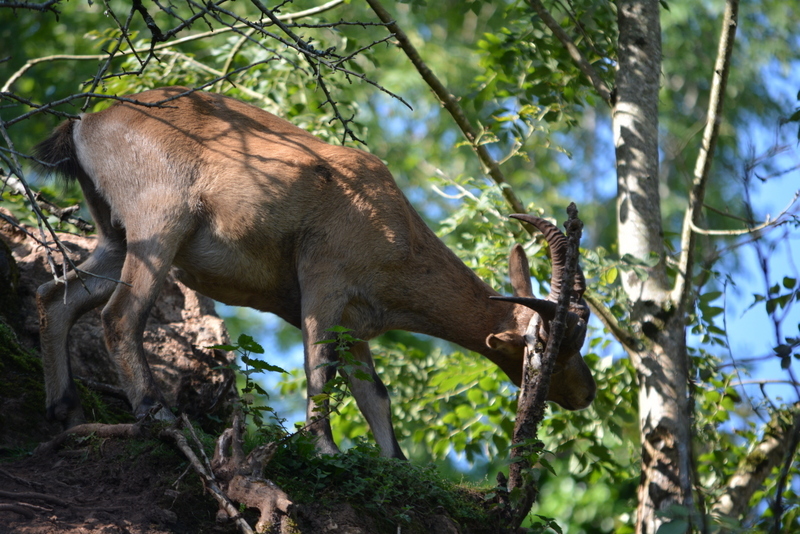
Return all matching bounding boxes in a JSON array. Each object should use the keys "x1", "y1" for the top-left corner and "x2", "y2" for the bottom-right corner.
[
  {"x1": 486, "y1": 331, "x2": 525, "y2": 354},
  {"x1": 486, "y1": 332, "x2": 525, "y2": 386},
  {"x1": 509, "y1": 244, "x2": 533, "y2": 297}
]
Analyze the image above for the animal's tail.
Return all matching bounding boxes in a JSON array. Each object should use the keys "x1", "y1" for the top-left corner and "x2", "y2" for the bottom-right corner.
[{"x1": 33, "y1": 120, "x2": 84, "y2": 182}]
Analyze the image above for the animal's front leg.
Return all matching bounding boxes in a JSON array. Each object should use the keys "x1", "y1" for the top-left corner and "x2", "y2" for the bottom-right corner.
[
  {"x1": 347, "y1": 342, "x2": 406, "y2": 459},
  {"x1": 302, "y1": 318, "x2": 340, "y2": 455}
]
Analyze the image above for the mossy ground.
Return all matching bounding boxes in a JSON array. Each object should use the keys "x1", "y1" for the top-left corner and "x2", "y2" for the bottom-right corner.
[{"x1": 260, "y1": 432, "x2": 503, "y2": 533}]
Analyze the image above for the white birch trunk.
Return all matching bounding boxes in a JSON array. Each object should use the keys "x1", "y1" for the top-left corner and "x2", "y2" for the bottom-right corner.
[{"x1": 614, "y1": 2, "x2": 694, "y2": 532}]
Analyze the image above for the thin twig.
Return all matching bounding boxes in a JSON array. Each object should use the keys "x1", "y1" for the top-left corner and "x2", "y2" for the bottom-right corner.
[
  {"x1": 690, "y1": 191, "x2": 798, "y2": 236},
  {"x1": 0, "y1": 121, "x2": 88, "y2": 292},
  {"x1": 214, "y1": 28, "x2": 257, "y2": 93},
  {"x1": 161, "y1": 421, "x2": 255, "y2": 534},
  {"x1": 672, "y1": 0, "x2": 739, "y2": 307},
  {"x1": 1, "y1": 0, "x2": 346, "y2": 93},
  {"x1": 0, "y1": 0, "x2": 59, "y2": 11}
]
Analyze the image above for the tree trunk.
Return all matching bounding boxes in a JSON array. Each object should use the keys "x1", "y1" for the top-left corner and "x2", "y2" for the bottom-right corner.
[{"x1": 614, "y1": 1, "x2": 694, "y2": 532}]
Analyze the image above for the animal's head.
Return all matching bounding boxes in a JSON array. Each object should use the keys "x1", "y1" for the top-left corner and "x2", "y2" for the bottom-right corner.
[{"x1": 486, "y1": 215, "x2": 595, "y2": 410}]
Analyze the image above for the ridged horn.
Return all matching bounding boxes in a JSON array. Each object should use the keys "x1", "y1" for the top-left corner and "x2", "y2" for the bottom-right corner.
[
  {"x1": 489, "y1": 295, "x2": 557, "y2": 322},
  {"x1": 509, "y1": 215, "x2": 569, "y2": 302},
  {"x1": 509, "y1": 214, "x2": 590, "y2": 322}
]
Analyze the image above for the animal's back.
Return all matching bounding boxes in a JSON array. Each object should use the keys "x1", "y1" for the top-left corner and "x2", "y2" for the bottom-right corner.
[{"x1": 61, "y1": 88, "x2": 427, "y2": 322}]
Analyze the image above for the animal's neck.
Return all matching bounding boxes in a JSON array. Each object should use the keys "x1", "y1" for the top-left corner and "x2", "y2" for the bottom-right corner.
[{"x1": 394, "y1": 241, "x2": 515, "y2": 358}]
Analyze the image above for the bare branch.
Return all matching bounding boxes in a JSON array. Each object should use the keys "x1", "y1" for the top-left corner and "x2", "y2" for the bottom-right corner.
[
  {"x1": 0, "y1": 120, "x2": 89, "y2": 291},
  {"x1": 673, "y1": 0, "x2": 739, "y2": 307},
  {"x1": 214, "y1": 28, "x2": 257, "y2": 93},
  {"x1": 690, "y1": 191, "x2": 799, "y2": 236},
  {"x1": 1, "y1": 172, "x2": 94, "y2": 231},
  {"x1": 505, "y1": 204, "x2": 583, "y2": 528},
  {"x1": 0, "y1": 0, "x2": 59, "y2": 12},
  {"x1": 33, "y1": 422, "x2": 147, "y2": 457},
  {"x1": 161, "y1": 422, "x2": 255, "y2": 534},
  {"x1": 81, "y1": 1, "x2": 139, "y2": 109},
  {"x1": 1, "y1": 0, "x2": 346, "y2": 93},
  {"x1": 730, "y1": 379, "x2": 800, "y2": 388},
  {"x1": 0, "y1": 503, "x2": 35, "y2": 519}
]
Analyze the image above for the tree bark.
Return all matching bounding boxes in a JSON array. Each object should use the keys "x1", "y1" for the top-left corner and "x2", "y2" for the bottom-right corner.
[
  {"x1": 713, "y1": 404, "x2": 798, "y2": 522},
  {"x1": 614, "y1": 2, "x2": 694, "y2": 532}
]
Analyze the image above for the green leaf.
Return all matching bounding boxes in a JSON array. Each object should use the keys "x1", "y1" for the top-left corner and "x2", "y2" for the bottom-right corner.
[
  {"x1": 539, "y1": 456, "x2": 558, "y2": 476},
  {"x1": 242, "y1": 356, "x2": 287, "y2": 374},
  {"x1": 701, "y1": 306, "x2": 724, "y2": 319},
  {"x1": 353, "y1": 369, "x2": 373, "y2": 382},
  {"x1": 237, "y1": 334, "x2": 264, "y2": 354},
  {"x1": 699, "y1": 291, "x2": 722, "y2": 303},
  {"x1": 600, "y1": 266, "x2": 618, "y2": 284}
]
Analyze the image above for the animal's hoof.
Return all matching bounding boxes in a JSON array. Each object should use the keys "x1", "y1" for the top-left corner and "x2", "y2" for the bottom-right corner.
[{"x1": 46, "y1": 392, "x2": 85, "y2": 429}]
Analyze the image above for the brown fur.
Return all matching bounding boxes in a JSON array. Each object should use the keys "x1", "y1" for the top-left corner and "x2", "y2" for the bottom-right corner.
[{"x1": 34, "y1": 87, "x2": 595, "y2": 459}]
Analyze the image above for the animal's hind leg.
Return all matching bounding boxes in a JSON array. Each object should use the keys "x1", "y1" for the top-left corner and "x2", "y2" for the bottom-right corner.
[
  {"x1": 347, "y1": 342, "x2": 406, "y2": 459},
  {"x1": 100, "y1": 212, "x2": 191, "y2": 421},
  {"x1": 37, "y1": 243, "x2": 126, "y2": 428}
]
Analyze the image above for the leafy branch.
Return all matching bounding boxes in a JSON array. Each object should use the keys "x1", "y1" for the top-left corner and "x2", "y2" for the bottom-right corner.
[
  {"x1": 526, "y1": 0, "x2": 613, "y2": 105},
  {"x1": 365, "y1": 0, "x2": 526, "y2": 216},
  {"x1": 0, "y1": 0, "x2": 398, "y2": 294}
]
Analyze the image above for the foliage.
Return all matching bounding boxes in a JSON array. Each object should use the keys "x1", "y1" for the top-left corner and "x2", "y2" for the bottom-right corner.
[
  {"x1": 211, "y1": 333, "x2": 288, "y2": 430},
  {"x1": 2, "y1": 0, "x2": 800, "y2": 532}
]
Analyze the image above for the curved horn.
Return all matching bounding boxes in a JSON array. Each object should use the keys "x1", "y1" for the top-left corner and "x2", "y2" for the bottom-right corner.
[
  {"x1": 489, "y1": 295, "x2": 557, "y2": 322},
  {"x1": 510, "y1": 214, "x2": 590, "y2": 322},
  {"x1": 490, "y1": 295, "x2": 584, "y2": 336},
  {"x1": 509, "y1": 215, "x2": 568, "y2": 302}
]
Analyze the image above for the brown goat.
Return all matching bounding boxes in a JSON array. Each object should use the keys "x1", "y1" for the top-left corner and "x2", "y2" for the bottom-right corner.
[{"x1": 34, "y1": 87, "x2": 594, "y2": 459}]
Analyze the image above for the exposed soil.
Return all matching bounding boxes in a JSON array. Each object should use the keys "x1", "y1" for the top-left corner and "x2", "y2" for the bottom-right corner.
[
  {"x1": 0, "y1": 437, "x2": 232, "y2": 534},
  {"x1": 0, "y1": 432, "x2": 494, "y2": 534}
]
